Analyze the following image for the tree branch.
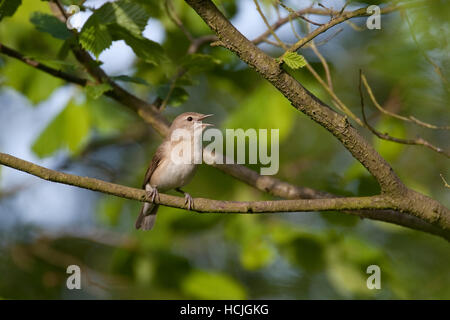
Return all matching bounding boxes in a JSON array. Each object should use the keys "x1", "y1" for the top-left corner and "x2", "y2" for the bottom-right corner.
[
  {"x1": 251, "y1": 4, "x2": 368, "y2": 45},
  {"x1": 359, "y1": 72, "x2": 450, "y2": 158},
  {"x1": 0, "y1": 40, "x2": 329, "y2": 201},
  {"x1": 185, "y1": 0, "x2": 406, "y2": 195},
  {"x1": 0, "y1": 43, "x2": 88, "y2": 87},
  {"x1": 0, "y1": 152, "x2": 389, "y2": 212},
  {"x1": 1, "y1": 152, "x2": 449, "y2": 240},
  {"x1": 183, "y1": 0, "x2": 450, "y2": 232},
  {"x1": 1, "y1": 1, "x2": 448, "y2": 240},
  {"x1": 361, "y1": 73, "x2": 449, "y2": 130},
  {"x1": 278, "y1": 1, "x2": 426, "y2": 59}
]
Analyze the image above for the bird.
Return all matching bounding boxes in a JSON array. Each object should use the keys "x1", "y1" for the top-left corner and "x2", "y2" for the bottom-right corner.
[{"x1": 135, "y1": 112, "x2": 213, "y2": 230}]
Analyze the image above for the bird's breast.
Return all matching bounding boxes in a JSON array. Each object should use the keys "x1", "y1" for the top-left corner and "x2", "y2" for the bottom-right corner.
[{"x1": 150, "y1": 159, "x2": 197, "y2": 191}]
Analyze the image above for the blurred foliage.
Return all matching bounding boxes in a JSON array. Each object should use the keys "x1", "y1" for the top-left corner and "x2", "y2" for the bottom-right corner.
[{"x1": 0, "y1": 0, "x2": 449, "y2": 300}]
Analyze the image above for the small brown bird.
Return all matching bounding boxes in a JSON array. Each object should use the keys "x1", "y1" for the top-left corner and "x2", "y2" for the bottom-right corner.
[{"x1": 135, "y1": 112, "x2": 213, "y2": 230}]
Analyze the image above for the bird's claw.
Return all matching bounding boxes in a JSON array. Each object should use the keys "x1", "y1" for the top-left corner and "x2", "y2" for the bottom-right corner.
[
  {"x1": 184, "y1": 192, "x2": 193, "y2": 210},
  {"x1": 147, "y1": 187, "x2": 159, "y2": 203}
]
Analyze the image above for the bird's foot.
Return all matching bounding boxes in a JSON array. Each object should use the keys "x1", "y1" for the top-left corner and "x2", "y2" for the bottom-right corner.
[
  {"x1": 147, "y1": 186, "x2": 160, "y2": 203},
  {"x1": 184, "y1": 192, "x2": 194, "y2": 210},
  {"x1": 176, "y1": 188, "x2": 193, "y2": 210}
]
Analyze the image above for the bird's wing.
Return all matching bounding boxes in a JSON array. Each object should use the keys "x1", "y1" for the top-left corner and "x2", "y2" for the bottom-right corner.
[{"x1": 142, "y1": 143, "x2": 165, "y2": 189}]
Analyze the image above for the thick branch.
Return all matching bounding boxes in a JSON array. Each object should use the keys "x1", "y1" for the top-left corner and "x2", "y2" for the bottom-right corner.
[
  {"x1": 185, "y1": 0, "x2": 405, "y2": 195},
  {"x1": 1, "y1": 152, "x2": 449, "y2": 240},
  {"x1": 0, "y1": 152, "x2": 389, "y2": 212},
  {"x1": 359, "y1": 75, "x2": 450, "y2": 158},
  {"x1": 183, "y1": 0, "x2": 450, "y2": 232},
  {"x1": 1, "y1": 2, "x2": 448, "y2": 239}
]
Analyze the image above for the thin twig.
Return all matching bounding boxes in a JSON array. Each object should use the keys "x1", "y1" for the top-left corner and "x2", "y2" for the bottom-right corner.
[
  {"x1": 307, "y1": 23, "x2": 333, "y2": 90},
  {"x1": 361, "y1": 73, "x2": 450, "y2": 130},
  {"x1": 306, "y1": 62, "x2": 364, "y2": 126},
  {"x1": 0, "y1": 43, "x2": 88, "y2": 86},
  {"x1": 0, "y1": 152, "x2": 395, "y2": 214},
  {"x1": 359, "y1": 71, "x2": 450, "y2": 158},
  {"x1": 253, "y1": 0, "x2": 288, "y2": 50},
  {"x1": 251, "y1": 1, "x2": 424, "y2": 46},
  {"x1": 279, "y1": 2, "x2": 425, "y2": 60},
  {"x1": 277, "y1": 1, "x2": 323, "y2": 26},
  {"x1": 440, "y1": 174, "x2": 450, "y2": 189},
  {"x1": 165, "y1": 0, "x2": 194, "y2": 42}
]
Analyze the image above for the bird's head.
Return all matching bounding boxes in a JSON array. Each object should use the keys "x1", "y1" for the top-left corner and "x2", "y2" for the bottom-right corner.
[{"x1": 170, "y1": 112, "x2": 214, "y2": 131}]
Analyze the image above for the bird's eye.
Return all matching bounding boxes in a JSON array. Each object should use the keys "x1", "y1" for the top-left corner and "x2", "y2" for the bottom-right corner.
[{"x1": 187, "y1": 116, "x2": 193, "y2": 121}]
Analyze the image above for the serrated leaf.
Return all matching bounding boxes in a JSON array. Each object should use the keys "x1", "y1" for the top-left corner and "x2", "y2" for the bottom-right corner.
[
  {"x1": 125, "y1": 36, "x2": 166, "y2": 66},
  {"x1": 106, "y1": 23, "x2": 166, "y2": 66},
  {"x1": 78, "y1": 0, "x2": 151, "y2": 57},
  {"x1": 32, "y1": 100, "x2": 91, "y2": 157},
  {"x1": 0, "y1": 0, "x2": 22, "y2": 22},
  {"x1": 79, "y1": 16, "x2": 112, "y2": 57},
  {"x1": 86, "y1": 82, "x2": 113, "y2": 99},
  {"x1": 57, "y1": 37, "x2": 78, "y2": 60},
  {"x1": 30, "y1": 12, "x2": 72, "y2": 40},
  {"x1": 283, "y1": 52, "x2": 307, "y2": 69},
  {"x1": 87, "y1": 0, "x2": 149, "y2": 36}
]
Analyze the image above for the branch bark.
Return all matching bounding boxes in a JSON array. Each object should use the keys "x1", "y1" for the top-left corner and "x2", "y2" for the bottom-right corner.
[
  {"x1": 250, "y1": 2, "x2": 416, "y2": 45},
  {"x1": 185, "y1": 0, "x2": 405, "y2": 195},
  {"x1": 1, "y1": 152, "x2": 449, "y2": 240},
  {"x1": 0, "y1": 1, "x2": 448, "y2": 241},
  {"x1": 183, "y1": 0, "x2": 450, "y2": 232}
]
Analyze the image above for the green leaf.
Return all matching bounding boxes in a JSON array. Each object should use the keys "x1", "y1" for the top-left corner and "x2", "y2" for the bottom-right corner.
[
  {"x1": 325, "y1": 237, "x2": 386, "y2": 297},
  {"x1": 29, "y1": 12, "x2": 72, "y2": 40},
  {"x1": 108, "y1": 24, "x2": 166, "y2": 66},
  {"x1": 131, "y1": 0, "x2": 163, "y2": 18},
  {"x1": 57, "y1": 39, "x2": 73, "y2": 60},
  {"x1": 283, "y1": 235, "x2": 326, "y2": 273},
  {"x1": 86, "y1": 82, "x2": 113, "y2": 99},
  {"x1": 283, "y1": 52, "x2": 307, "y2": 69},
  {"x1": 240, "y1": 240, "x2": 274, "y2": 270},
  {"x1": 182, "y1": 270, "x2": 246, "y2": 299},
  {"x1": 98, "y1": 196, "x2": 125, "y2": 226},
  {"x1": 90, "y1": 0, "x2": 150, "y2": 36},
  {"x1": 1, "y1": 59, "x2": 63, "y2": 104},
  {"x1": 79, "y1": 16, "x2": 112, "y2": 57},
  {"x1": 32, "y1": 100, "x2": 91, "y2": 157},
  {"x1": 78, "y1": 0, "x2": 152, "y2": 57},
  {"x1": 57, "y1": 0, "x2": 85, "y2": 5},
  {"x1": 124, "y1": 36, "x2": 166, "y2": 66},
  {"x1": 156, "y1": 84, "x2": 189, "y2": 107},
  {"x1": 87, "y1": 97, "x2": 135, "y2": 134},
  {"x1": 373, "y1": 117, "x2": 406, "y2": 161},
  {"x1": 0, "y1": 0, "x2": 22, "y2": 22}
]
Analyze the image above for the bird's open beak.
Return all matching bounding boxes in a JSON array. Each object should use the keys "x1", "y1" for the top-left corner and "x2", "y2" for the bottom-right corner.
[{"x1": 198, "y1": 114, "x2": 214, "y2": 127}]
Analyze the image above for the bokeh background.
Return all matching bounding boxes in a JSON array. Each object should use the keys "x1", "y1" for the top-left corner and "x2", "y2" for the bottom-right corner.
[{"x1": 0, "y1": 0, "x2": 449, "y2": 299}]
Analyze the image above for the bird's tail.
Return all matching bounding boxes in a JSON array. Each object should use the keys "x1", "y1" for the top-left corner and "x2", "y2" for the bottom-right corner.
[{"x1": 135, "y1": 202, "x2": 159, "y2": 230}]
